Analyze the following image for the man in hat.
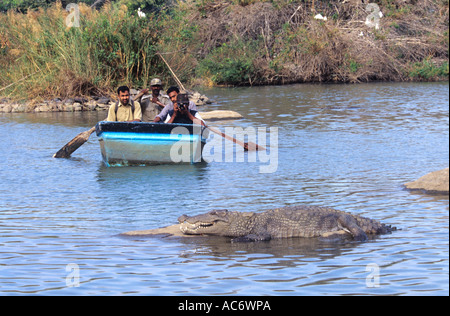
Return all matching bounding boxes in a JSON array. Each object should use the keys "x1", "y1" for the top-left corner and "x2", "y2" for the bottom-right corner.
[{"x1": 135, "y1": 78, "x2": 171, "y2": 122}]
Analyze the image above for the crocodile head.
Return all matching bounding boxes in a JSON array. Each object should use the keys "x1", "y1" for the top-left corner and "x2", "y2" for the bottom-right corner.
[{"x1": 178, "y1": 209, "x2": 232, "y2": 236}]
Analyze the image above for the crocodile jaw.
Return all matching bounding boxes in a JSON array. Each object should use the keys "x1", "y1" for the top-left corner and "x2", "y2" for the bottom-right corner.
[{"x1": 179, "y1": 221, "x2": 214, "y2": 235}]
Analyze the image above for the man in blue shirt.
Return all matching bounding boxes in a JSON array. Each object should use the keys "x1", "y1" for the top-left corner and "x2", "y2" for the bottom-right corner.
[
  {"x1": 166, "y1": 92, "x2": 205, "y2": 126},
  {"x1": 153, "y1": 86, "x2": 200, "y2": 123}
]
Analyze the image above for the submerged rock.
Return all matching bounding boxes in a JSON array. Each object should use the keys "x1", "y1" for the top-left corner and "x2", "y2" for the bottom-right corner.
[
  {"x1": 189, "y1": 91, "x2": 212, "y2": 106},
  {"x1": 198, "y1": 110, "x2": 243, "y2": 121},
  {"x1": 404, "y1": 167, "x2": 449, "y2": 194}
]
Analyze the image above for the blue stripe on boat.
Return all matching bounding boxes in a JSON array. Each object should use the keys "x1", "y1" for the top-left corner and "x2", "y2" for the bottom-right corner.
[{"x1": 100, "y1": 132, "x2": 199, "y2": 142}]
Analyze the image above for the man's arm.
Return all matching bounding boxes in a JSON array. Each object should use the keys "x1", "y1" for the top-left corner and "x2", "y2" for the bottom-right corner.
[
  {"x1": 129, "y1": 101, "x2": 142, "y2": 122},
  {"x1": 170, "y1": 109, "x2": 205, "y2": 126},
  {"x1": 167, "y1": 110, "x2": 178, "y2": 124},
  {"x1": 153, "y1": 101, "x2": 173, "y2": 122},
  {"x1": 188, "y1": 100, "x2": 198, "y2": 111},
  {"x1": 189, "y1": 111, "x2": 205, "y2": 126},
  {"x1": 152, "y1": 96, "x2": 166, "y2": 108},
  {"x1": 105, "y1": 104, "x2": 116, "y2": 121}
]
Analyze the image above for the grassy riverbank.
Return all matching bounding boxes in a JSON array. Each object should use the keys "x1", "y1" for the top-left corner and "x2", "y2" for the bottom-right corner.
[{"x1": 0, "y1": 0, "x2": 448, "y2": 101}]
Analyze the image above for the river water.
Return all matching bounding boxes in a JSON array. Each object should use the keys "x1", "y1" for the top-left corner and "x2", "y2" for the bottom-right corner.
[{"x1": 0, "y1": 82, "x2": 448, "y2": 296}]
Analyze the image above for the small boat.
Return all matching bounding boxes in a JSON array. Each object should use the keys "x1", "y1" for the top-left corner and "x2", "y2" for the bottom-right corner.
[{"x1": 95, "y1": 121, "x2": 208, "y2": 166}]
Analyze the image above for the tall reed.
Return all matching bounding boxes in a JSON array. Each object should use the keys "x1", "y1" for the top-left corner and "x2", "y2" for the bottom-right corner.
[
  {"x1": 0, "y1": 2, "x2": 162, "y2": 100},
  {"x1": 1, "y1": 0, "x2": 448, "y2": 100}
]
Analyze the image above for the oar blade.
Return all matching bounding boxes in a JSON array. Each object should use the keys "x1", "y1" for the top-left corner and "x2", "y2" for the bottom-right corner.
[
  {"x1": 244, "y1": 142, "x2": 265, "y2": 151},
  {"x1": 53, "y1": 127, "x2": 95, "y2": 158}
]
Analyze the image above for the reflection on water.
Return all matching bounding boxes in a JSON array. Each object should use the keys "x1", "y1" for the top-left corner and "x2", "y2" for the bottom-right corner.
[
  {"x1": 96, "y1": 163, "x2": 210, "y2": 185},
  {"x1": 0, "y1": 82, "x2": 448, "y2": 295}
]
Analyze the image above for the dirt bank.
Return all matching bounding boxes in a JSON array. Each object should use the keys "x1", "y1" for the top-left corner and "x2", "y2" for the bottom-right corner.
[
  {"x1": 1, "y1": 1, "x2": 447, "y2": 103},
  {"x1": 165, "y1": 0, "x2": 449, "y2": 86}
]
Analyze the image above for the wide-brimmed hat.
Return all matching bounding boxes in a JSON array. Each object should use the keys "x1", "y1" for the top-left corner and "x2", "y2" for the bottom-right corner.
[{"x1": 150, "y1": 78, "x2": 162, "y2": 86}]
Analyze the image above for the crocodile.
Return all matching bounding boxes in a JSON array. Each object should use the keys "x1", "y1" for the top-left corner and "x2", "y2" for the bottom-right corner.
[{"x1": 178, "y1": 205, "x2": 396, "y2": 242}]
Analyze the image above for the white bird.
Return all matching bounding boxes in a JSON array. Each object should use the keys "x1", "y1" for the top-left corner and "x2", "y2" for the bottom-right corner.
[
  {"x1": 314, "y1": 14, "x2": 327, "y2": 21},
  {"x1": 137, "y1": 7, "x2": 146, "y2": 18}
]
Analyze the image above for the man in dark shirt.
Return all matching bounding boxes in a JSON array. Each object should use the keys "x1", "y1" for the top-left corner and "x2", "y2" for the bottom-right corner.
[
  {"x1": 153, "y1": 87, "x2": 202, "y2": 125},
  {"x1": 167, "y1": 92, "x2": 205, "y2": 126}
]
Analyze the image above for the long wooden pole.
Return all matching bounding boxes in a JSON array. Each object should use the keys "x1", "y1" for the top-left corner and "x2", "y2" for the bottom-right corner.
[
  {"x1": 206, "y1": 125, "x2": 263, "y2": 151},
  {"x1": 157, "y1": 52, "x2": 186, "y2": 91}
]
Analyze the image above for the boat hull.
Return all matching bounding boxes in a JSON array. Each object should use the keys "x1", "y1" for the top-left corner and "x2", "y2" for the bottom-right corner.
[{"x1": 95, "y1": 122, "x2": 207, "y2": 166}]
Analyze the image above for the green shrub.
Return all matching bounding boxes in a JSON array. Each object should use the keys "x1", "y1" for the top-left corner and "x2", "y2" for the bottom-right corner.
[
  {"x1": 349, "y1": 60, "x2": 362, "y2": 73},
  {"x1": 408, "y1": 58, "x2": 449, "y2": 80},
  {"x1": 0, "y1": 2, "x2": 162, "y2": 98},
  {"x1": 196, "y1": 41, "x2": 257, "y2": 85}
]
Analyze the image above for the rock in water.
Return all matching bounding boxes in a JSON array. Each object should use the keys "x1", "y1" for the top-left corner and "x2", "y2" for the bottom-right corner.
[{"x1": 404, "y1": 167, "x2": 449, "y2": 194}]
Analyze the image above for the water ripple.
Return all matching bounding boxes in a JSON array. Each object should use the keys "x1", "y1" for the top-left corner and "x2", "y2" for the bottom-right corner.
[{"x1": 0, "y1": 83, "x2": 448, "y2": 295}]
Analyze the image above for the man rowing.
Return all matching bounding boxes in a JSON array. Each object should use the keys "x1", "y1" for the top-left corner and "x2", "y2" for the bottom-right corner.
[{"x1": 105, "y1": 86, "x2": 142, "y2": 122}]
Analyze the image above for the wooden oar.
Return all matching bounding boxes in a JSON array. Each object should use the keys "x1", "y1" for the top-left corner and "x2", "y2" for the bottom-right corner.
[
  {"x1": 53, "y1": 126, "x2": 96, "y2": 158},
  {"x1": 206, "y1": 125, "x2": 264, "y2": 151}
]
